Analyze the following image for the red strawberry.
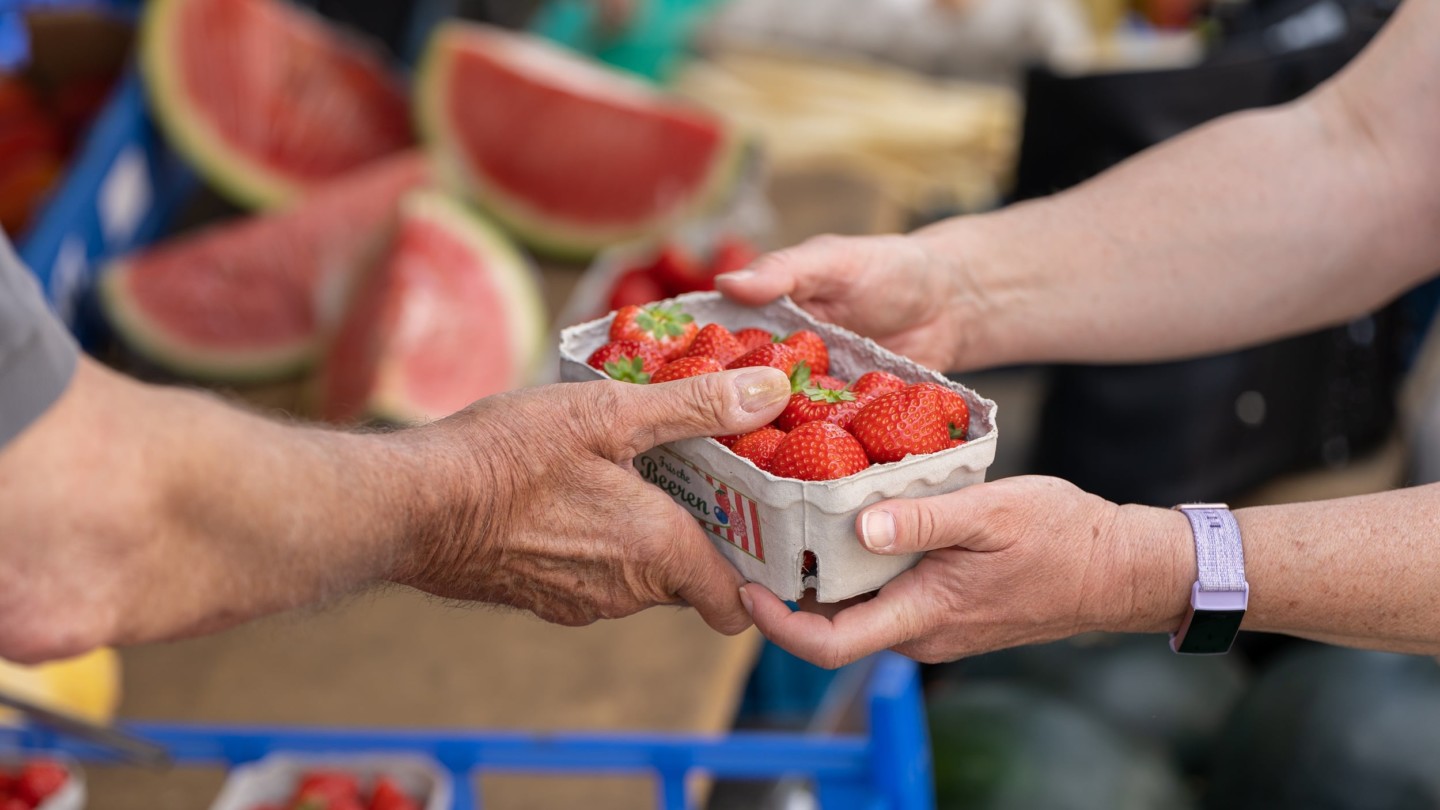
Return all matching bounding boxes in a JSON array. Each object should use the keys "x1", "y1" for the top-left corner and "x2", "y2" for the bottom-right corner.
[
  {"x1": 849, "y1": 383, "x2": 970, "y2": 464},
  {"x1": 609, "y1": 303, "x2": 699, "y2": 359},
  {"x1": 779, "y1": 330, "x2": 829, "y2": 376},
  {"x1": 607, "y1": 267, "x2": 666, "y2": 312},
  {"x1": 369, "y1": 776, "x2": 422, "y2": 810},
  {"x1": 587, "y1": 340, "x2": 665, "y2": 384},
  {"x1": 714, "y1": 434, "x2": 741, "y2": 448},
  {"x1": 776, "y1": 385, "x2": 868, "y2": 431},
  {"x1": 650, "y1": 355, "x2": 724, "y2": 383},
  {"x1": 730, "y1": 426, "x2": 787, "y2": 471},
  {"x1": 851, "y1": 371, "x2": 906, "y2": 398},
  {"x1": 810, "y1": 374, "x2": 849, "y2": 391},
  {"x1": 683, "y1": 323, "x2": 745, "y2": 365},
  {"x1": 0, "y1": 799, "x2": 29, "y2": 810},
  {"x1": 289, "y1": 771, "x2": 360, "y2": 809},
  {"x1": 648, "y1": 244, "x2": 712, "y2": 295},
  {"x1": 733, "y1": 328, "x2": 774, "y2": 352},
  {"x1": 708, "y1": 236, "x2": 760, "y2": 276},
  {"x1": 768, "y1": 422, "x2": 870, "y2": 481},
  {"x1": 725, "y1": 343, "x2": 797, "y2": 376},
  {"x1": 15, "y1": 761, "x2": 67, "y2": 805}
]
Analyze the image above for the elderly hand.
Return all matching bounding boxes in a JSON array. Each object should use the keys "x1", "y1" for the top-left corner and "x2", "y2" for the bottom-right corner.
[
  {"x1": 715, "y1": 233, "x2": 978, "y2": 372},
  {"x1": 740, "y1": 476, "x2": 1191, "y2": 668},
  {"x1": 391, "y1": 367, "x2": 792, "y2": 635}
]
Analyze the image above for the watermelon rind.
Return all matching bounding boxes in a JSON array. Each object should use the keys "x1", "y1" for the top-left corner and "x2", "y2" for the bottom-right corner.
[
  {"x1": 365, "y1": 191, "x2": 549, "y2": 423},
  {"x1": 139, "y1": 0, "x2": 407, "y2": 210},
  {"x1": 414, "y1": 22, "x2": 744, "y2": 260},
  {"x1": 98, "y1": 260, "x2": 318, "y2": 383}
]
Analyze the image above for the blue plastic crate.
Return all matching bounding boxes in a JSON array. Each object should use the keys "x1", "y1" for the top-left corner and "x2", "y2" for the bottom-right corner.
[{"x1": 1, "y1": 653, "x2": 933, "y2": 810}]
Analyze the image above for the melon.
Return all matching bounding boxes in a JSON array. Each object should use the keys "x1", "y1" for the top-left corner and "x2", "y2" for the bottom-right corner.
[
  {"x1": 317, "y1": 190, "x2": 546, "y2": 425},
  {"x1": 415, "y1": 22, "x2": 740, "y2": 258},
  {"x1": 100, "y1": 152, "x2": 429, "y2": 382},
  {"x1": 140, "y1": 0, "x2": 414, "y2": 209}
]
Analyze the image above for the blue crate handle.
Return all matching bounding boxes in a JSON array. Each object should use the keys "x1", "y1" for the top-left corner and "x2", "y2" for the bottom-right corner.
[{"x1": 0, "y1": 653, "x2": 933, "y2": 810}]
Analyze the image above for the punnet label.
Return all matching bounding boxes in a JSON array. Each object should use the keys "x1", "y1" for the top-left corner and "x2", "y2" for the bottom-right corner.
[{"x1": 635, "y1": 447, "x2": 766, "y2": 562}]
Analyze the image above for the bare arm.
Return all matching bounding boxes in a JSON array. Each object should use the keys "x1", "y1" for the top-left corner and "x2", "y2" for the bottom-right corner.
[
  {"x1": 720, "y1": 0, "x2": 1440, "y2": 371},
  {"x1": 0, "y1": 358, "x2": 791, "y2": 663},
  {"x1": 741, "y1": 476, "x2": 1440, "y2": 669}
]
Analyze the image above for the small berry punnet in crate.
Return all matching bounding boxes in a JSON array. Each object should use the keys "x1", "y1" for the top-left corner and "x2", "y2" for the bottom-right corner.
[
  {"x1": 560, "y1": 291, "x2": 998, "y2": 603},
  {"x1": 206, "y1": 754, "x2": 450, "y2": 810},
  {"x1": 0, "y1": 754, "x2": 85, "y2": 810}
]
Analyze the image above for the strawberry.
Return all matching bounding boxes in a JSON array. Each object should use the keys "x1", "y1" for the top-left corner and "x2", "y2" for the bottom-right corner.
[
  {"x1": 851, "y1": 371, "x2": 906, "y2": 398},
  {"x1": 810, "y1": 374, "x2": 849, "y2": 391},
  {"x1": 776, "y1": 385, "x2": 868, "y2": 431},
  {"x1": 587, "y1": 340, "x2": 665, "y2": 384},
  {"x1": 778, "y1": 330, "x2": 829, "y2": 376},
  {"x1": 0, "y1": 799, "x2": 28, "y2": 810},
  {"x1": 15, "y1": 761, "x2": 66, "y2": 805},
  {"x1": 768, "y1": 422, "x2": 870, "y2": 481},
  {"x1": 730, "y1": 426, "x2": 787, "y2": 471},
  {"x1": 725, "y1": 343, "x2": 798, "y2": 376},
  {"x1": 708, "y1": 236, "x2": 760, "y2": 276},
  {"x1": 369, "y1": 777, "x2": 422, "y2": 810},
  {"x1": 648, "y1": 244, "x2": 712, "y2": 295},
  {"x1": 682, "y1": 323, "x2": 745, "y2": 365},
  {"x1": 849, "y1": 383, "x2": 970, "y2": 464},
  {"x1": 714, "y1": 434, "x2": 741, "y2": 448},
  {"x1": 733, "y1": 328, "x2": 774, "y2": 352},
  {"x1": 610, "y1": 304, "x2": 698, "y2": 359},
  {"x1": 650, "y1": 355, "x2": 724, "y2": 383},
  {"x1": 607, "y1": 267, "x2": 666, "y2": 312}
]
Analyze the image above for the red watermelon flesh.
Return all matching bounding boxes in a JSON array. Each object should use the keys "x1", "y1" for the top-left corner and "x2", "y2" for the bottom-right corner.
[
  {"x1": 143, "y1": 0, "x2": 414, "y2": 209},
  {"x1": 417, "y1": 23, "x2": 736, "y2": 257},
  {"x1": 100, "y1": 152, "x2": 429, "y2": 382},
  {"x1": 319, "y1": 190, "x2": 546, "y2": 425}
]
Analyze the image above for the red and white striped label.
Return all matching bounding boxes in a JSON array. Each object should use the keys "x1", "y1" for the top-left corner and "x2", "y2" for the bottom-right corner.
[{"x1": 634, "y1": 448, "x2": 766, "y2": 562}]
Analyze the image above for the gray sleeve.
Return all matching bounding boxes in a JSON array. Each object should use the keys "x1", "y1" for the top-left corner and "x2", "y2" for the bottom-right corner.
[{"x1": 0, "y1": 230, "x2": 79, "y2": 449}]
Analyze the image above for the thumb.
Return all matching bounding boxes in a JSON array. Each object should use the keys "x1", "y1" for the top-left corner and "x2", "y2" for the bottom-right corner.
[
  {"x1": 714, "y1": 236, "x2": 859, "y2": 307},
  {"x1": 603, "y1": 367, "x2": 791, "y2": 457},
  {"x1": 856, "y1": 485, "x2": 1001, "y2": 555}
]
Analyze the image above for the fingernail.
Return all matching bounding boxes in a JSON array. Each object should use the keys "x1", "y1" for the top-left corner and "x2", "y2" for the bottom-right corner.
[
  {"x1": 860, "y1": 510, "x2": 896, "y2": 552},
  {"x1": 735, "y1": 368, "x2": 790, "y2": 412},
  {"x1": 739, "y1": 586, "x2": 754, "y2": 614},
  {"x1": 715, "y1": 269, "x2": 755, "y2": 284}
]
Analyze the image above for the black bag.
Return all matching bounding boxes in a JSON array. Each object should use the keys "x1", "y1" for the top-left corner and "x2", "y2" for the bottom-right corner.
[{"x1": 1014, "y1": 0, "x2": 1408, "y2": 505}]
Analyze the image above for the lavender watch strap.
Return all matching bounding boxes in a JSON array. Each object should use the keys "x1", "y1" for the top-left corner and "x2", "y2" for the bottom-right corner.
[{"x1": 1178, "y1": 505, "x2": 1247, "y2": 592}]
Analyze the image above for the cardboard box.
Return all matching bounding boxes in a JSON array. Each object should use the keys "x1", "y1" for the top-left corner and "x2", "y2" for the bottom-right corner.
[
  {"x1": 559, "y1": 292, "x2": 998, "y2": 602},
  {"x1": 207, "y1": 754, "x2": 450, "y2": 810}
]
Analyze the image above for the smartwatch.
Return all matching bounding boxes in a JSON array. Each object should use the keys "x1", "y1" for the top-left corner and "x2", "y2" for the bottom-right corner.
[{"x1": 1170, "y1": 503, "x2": 1248, "y2": 655}]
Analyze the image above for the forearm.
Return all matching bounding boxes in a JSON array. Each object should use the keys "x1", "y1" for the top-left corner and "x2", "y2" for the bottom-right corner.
[
  {"x1": 919, "y1": 4, "x2": 1440, "y2": 369},
  {"x1": 0, "y1": 360, "x2": 479, "y2": 660},
  {"x1": 1117, "y1": 485, "x2": 1440, "y2": 655}
]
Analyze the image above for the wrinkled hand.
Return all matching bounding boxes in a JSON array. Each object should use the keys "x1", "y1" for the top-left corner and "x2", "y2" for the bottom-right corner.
[
  {"x1": 715, "y1": 234, "x2": 973, "y2": 372},
  {"x1": 740, "y1": 476, "x2": 1188, "y2": 668},
  {"x1": 393, "y1": 367, "x2": 791, "y2": 634}
]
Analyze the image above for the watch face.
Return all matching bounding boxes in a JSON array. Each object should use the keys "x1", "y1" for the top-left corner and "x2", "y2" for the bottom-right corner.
[{"x1": 1176, "y1": 610, "x2": 1246, "y2": 655}]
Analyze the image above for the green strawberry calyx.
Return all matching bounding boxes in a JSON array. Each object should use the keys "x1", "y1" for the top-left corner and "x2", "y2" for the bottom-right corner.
[
  {"x1": 604, "y1": 356, "x2": 651, "y2": 384},
  {"x1": 802, "y1": 384, "x2": 856, "y2": 403},
  {"x1": 788, "y1": 361, "x2": 812, "y2": 393},
  {"x1": 637, "y1": 305, "x2": 695, "y2": 340},
  {"x1": 947, "y1": 421, "x2": 967, "y2": 441}
]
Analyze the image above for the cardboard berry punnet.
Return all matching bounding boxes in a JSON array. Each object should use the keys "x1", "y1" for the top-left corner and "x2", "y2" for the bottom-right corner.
[{"x1": 559, "y1": 292, "x2": 999, "y2": 603}]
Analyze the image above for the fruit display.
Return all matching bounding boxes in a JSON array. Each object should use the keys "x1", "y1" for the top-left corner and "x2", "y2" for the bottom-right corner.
[
  {"x1": 0, "y1": 759, "x2": 73, "y2": 809},
  {"x1": 415, "y1": 21, "x2": 740, "y2": 258},
  {"x1": 315, "y1": 190, "x2": 545, "y2": 425},
  {"x1": 139, "y1": 0, "x2": 413, "y2": 209},
  {"x1": 583, "y1": 301, "x2": 972, "y2": 481},
  {"x1": 100, "y1": 152, "x2": 430, "y2": 383},
  {"x1": 605, "y1": 237, "x2": 759, "y2": 312},
  {"x1": 245, "y1": 769, "x2": 422, "y2": 810}
]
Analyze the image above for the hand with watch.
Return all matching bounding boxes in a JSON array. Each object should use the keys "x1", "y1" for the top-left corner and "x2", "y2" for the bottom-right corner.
[{"x1": 738, "y1": 475, "x2": 1232, "y2": 670}]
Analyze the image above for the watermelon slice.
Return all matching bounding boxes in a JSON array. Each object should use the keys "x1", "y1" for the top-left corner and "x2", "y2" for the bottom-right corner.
[
  {"x1": 415, "y1": 22, "x2": 740, "y2": 258},
  {"x1": 318, "y1": 190, "x2": 547, "y2": 425},
  {"x1": 100, "y1": 152, "x2": 430, "y2": 382},
  {"x1": 141, "y1": 0, "x2": 414, "y2": 209}
]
